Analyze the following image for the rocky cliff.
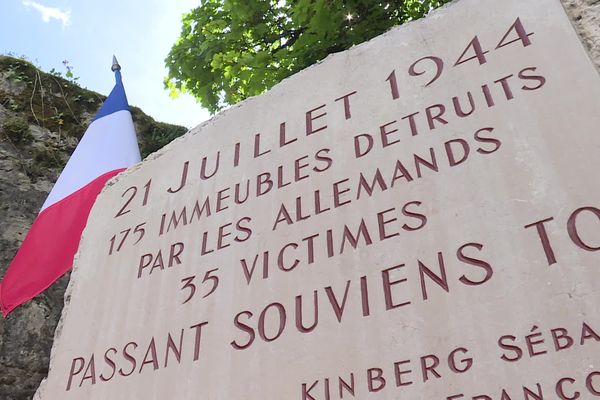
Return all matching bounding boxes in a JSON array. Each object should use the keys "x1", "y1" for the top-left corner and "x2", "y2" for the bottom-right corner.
[{"x1": 0, "y1": 55, "x2": 187, "y2": 400}]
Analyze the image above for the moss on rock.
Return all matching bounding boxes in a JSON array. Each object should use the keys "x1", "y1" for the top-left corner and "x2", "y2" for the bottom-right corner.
[{"x1": 1, "y1": 116, "x2": 32, "y2": 145}]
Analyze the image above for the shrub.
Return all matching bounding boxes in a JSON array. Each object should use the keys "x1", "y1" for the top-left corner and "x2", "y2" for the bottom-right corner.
[
  {"x1": 141, "y1": 123, "x2": 187, "y2": 157},
  {"x1": 33, "y1": 145, "x2": 63, "y2": 169},
  {"x1": 2, "y1": 116, "x2": 33, "y2": 144}
]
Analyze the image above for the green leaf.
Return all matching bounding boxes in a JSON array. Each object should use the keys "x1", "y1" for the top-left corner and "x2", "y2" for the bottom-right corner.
[{"x1": 164, "y1": 0, "x2": 452, "y2": 113}]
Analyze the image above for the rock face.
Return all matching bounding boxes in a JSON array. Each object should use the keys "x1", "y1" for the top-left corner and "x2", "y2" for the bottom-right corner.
[
  {"x1": 0, "y1": 0, "x2": 598, "y2": 398},
  {"x1": 0, "y1": 56, "x2": 186, "y2": 400},
  {"x1": 562, "y1": 0, "x2": 600, "y2": 68}
]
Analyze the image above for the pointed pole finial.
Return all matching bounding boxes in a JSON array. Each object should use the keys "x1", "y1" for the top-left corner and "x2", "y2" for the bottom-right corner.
[{"x1": 111, "y1": 55, "x2": 121, "y2": 72}]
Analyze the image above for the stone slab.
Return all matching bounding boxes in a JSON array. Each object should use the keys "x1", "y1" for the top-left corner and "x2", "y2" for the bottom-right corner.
[{"x1": 35, "y1": 0, "x2": 600, "y2": 398}]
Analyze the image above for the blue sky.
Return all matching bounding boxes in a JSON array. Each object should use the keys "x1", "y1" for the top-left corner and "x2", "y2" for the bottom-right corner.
[{"x1": 0, "y1": 0, "x2": 210, "y2": 129}]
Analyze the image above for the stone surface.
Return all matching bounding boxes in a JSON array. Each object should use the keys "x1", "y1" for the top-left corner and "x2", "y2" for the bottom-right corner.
[
  {"x1": 0, "y1": 110, "x2": 65, "y2": 400},
  {"x1": 33, "y1": 0, "x2": 600, "y2": 399}
]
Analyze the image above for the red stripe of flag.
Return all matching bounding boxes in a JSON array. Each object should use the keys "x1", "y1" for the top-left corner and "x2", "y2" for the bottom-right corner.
[{"x1": 0, "y1": 168, "x2": 125, "y2": 316}]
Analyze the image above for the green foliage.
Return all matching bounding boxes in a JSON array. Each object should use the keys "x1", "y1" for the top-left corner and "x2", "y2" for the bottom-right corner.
[
  {"x1": 62, "y1": 60, "x2": 80, "y2": 83},
  {"x1": 2, "y1": 116, "x2": 32, "y2": 144},
  {"x1": 33, "y1": 145, "x2": 63, "y2": 169},
  {"x1": 18, "y1": 148, "x2": 62, "y2": 182},
  {"x1": 5, "y1": 62, "x2": 32, "y2": 85},
  {"x1": 1, "y1": 97, "x2": 20, "y2": 112},
  {"x1": 49, "y1": 112, "x2": 65, "y2": 126},
  {"x1": 72, "y1": 94, "x2": 97, "y2": 104},
  {"x1": 141, "y1": 121, "x2": 188, "y2": 156},
  {"x1": 128, "y1": 107, "x2": 188, "y2": 158},
  {"x1": 165, "y1": 0, "x2": 452, "y2": 113}
]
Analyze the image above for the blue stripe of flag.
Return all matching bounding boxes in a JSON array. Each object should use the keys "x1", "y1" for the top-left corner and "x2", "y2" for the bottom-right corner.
[{"x1": 93, "y1": 70, "x2": 130, "y2": 121}]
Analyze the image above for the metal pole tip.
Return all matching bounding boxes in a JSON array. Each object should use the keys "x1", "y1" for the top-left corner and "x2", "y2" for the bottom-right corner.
[{"x1": 111, "y1": 55, "x2": 121, "y2": 72}]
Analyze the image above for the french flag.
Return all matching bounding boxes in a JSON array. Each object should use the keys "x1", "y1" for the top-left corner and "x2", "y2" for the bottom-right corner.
[{"x1": 0, "y1": 58, "x2": 141, "y2": 316}]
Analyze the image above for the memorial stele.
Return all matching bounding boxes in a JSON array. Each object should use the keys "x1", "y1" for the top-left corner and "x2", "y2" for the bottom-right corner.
[{"x1": 35, "y1": 0, "x2": 600, "y2": 398}]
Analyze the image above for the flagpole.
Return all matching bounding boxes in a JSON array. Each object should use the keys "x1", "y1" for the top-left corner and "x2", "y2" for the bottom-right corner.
[{"x1": 111, "y1": 55, "x2": 123, "y2": 85}]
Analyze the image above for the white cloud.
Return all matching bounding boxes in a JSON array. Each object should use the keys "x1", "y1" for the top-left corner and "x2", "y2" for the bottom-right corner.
[{"x1": 22, "y1": 0, "x2": 71, "y2": 27}]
